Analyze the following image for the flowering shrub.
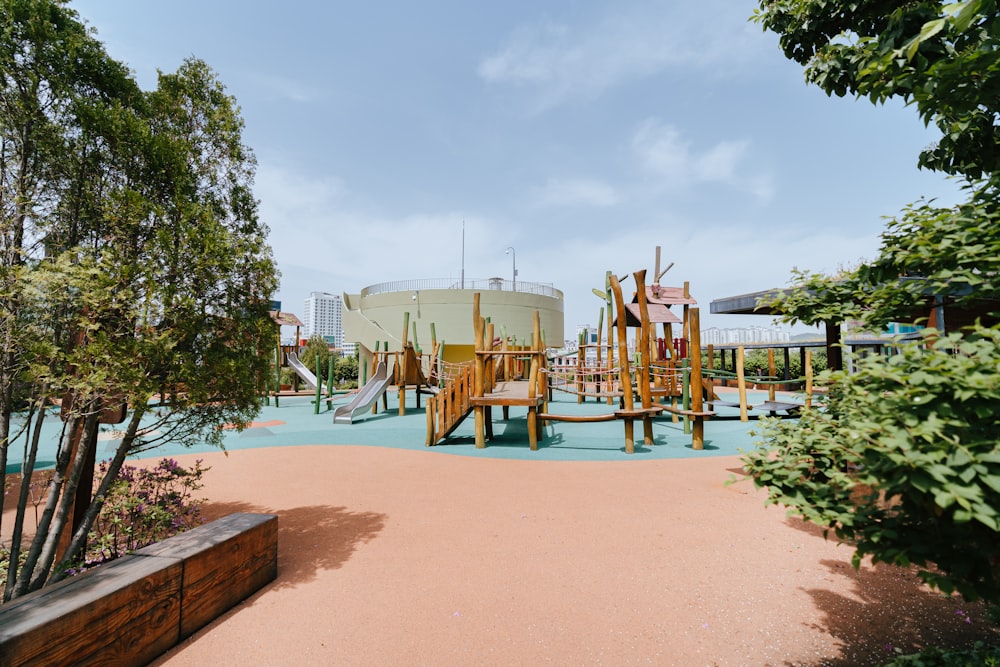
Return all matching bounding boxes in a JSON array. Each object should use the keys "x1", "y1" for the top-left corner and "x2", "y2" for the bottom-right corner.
[
  {"x1": 87, "y1": 458, "x2": 209, "y2": 564},
  {"x1": 2, "y1": 458, "x2": 208, "y2": 588}
]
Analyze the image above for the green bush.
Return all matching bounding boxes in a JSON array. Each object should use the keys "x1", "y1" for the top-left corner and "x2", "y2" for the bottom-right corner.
[
  {"x1": 883, "y1": 641, "x2": 1000, "y2": 666},
  {"x1": 87, "y1": 458, "x2": 208, "y2": 564},
  {"x1": 744, "y1": 324, "x2": 1000, "y2": 602}
]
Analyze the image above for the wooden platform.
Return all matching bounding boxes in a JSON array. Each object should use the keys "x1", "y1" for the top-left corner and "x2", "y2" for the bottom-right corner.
[{"x1": 469, "y1": 381, "x2": 544, "y2": 408}]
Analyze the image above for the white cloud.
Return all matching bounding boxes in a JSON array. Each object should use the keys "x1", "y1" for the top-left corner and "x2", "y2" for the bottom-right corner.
[
  {"x1": 631, "y1": 118, "x2": 775, "y2": 203},
  {"x1": 477, "y1": 2, "x2": 769, "y2": 110}
]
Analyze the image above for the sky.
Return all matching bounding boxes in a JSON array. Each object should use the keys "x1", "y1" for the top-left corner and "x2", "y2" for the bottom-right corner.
[{"x1": 72, "y1": 0, "x2": 963, "y2": 338}]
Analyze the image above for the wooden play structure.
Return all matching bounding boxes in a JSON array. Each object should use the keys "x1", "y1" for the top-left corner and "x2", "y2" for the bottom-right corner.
[
  {"x1": 538, "y1": 267, "x2": 712, "y2": 452},
  {"x1": 426, "y1": 248, "x2": 727, "y2": 453},
  {"x1": 366, "y1": 312, "x2": 442, "y2": 417},
  {"x1": 425, "y1": 293, "x2": 548, "y2": 449}
]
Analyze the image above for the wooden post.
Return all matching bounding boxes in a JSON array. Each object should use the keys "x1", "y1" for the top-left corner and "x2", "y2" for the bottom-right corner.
[
  {"x1": 526, "y1": 311, "x2": 542, "y2": 450},
  {"x1": 473, "y1": 293, "x2": 486, "y2": 448},
  {"x1": 689, "y1": 307, "x2": 705, "y2": 450},
  {"x1": 609, "y1": 274, "x2": 635, "y2": 454},
  {"x1": 426, "y1": 394, "x2": 435, "y2": 446},
  {"x1": 767, "y1": 348, "x2": 776, "y2": 401},
  {"x1": 633, "y1": 270, "x2": 654, "y2": 446},
  {"x1": 681, "y1": 358, "x2": 691, "y2": 434}
]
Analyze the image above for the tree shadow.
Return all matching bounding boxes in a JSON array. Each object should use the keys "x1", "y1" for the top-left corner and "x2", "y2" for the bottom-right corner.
[
  {"x1": 792, "y1": 552, "x2": 999, "y2": 665},
  {"x1": 200, "y1": 500, "x2": 386, "y2": 590}
]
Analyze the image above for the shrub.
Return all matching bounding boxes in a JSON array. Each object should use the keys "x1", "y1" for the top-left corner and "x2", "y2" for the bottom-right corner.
[
  {"x1": 87, "y1": 458, "x2": 209, "y2": 564},
  {"x1": 883, "y1": 641, "x2": 1000, "y2": 666},
  {"x1": 744, "y1": 325, "x2": 1000, "y2": 602}
]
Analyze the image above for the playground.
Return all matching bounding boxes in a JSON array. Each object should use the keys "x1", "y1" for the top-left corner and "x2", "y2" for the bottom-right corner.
[
  {"x1": 5, "y1": 253, "x2": 995, "y2": 665},
  {"x1": 5, "y1": 383, "x2": 997, "y2": 665}
]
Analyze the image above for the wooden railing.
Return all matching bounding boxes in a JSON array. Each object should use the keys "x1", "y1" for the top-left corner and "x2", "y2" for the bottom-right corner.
[{"x1": 425, "y1": 362, "x2": 473, "y2": 445}]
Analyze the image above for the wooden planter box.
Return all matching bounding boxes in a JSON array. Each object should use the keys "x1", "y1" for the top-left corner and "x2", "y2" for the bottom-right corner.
[{"x1": 0, "y1": 512, "x2": 277, "y2": 667}]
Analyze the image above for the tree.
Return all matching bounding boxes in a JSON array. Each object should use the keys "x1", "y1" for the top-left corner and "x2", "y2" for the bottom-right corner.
[
  {"x1": 754, "y1": 0, "x2": 1000, "y2": 181},
  {"x1": 1, "y1": 1, "x2": 278, "y2": 599},
  {"x1": 333, "y1": 354, "x2": 359, "y2": 387},
  {"x1": 745, "y1": 0, "x2": 1000, "y2": 602},
  {"x1": 298, "y1": 335, "x2": 332, "y2": 383}
]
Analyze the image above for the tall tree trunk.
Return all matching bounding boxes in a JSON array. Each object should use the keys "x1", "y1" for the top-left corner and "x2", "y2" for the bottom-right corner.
[
  {"x1": 12, "y1": 412, "x2": 81, "y2": 597},
  {"x1": 27, "y1": 407, "x2": 99, "y2": 592},
  {"x1": 50, "y1": 405, "x2": 146, "y2": 584},
  {"x1": 3, "y1": 399, "x2": 47, "y2": 602}
]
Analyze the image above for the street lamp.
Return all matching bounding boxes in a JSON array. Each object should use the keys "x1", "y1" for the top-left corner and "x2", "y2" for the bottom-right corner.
[{"x1": 505, "y1": 246, "x2": 517, "y2": 292}]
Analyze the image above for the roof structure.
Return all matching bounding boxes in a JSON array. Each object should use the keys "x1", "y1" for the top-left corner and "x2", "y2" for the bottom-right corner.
[
  {"x1": 612, "y1": 284, "x2": 692, "y2": 326},
  {"x1": 613, "y1": 303, "x2": 682, "y2": 327},
  {"x1": 709, "y1": 289, "x2": 784, "y2": 316},
  {"x1": 644, "y1": 285, "x2": 697, "y2": 306},
  {"x1": 270, "y1": 310, "x2": 304, "y2": 327}
]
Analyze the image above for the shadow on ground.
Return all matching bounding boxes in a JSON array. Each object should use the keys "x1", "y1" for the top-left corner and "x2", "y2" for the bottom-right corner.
[
  {"x1": 201, "y1": 500, "x2": 386, "y2": 590},
  {"x1": 779, "y1": 516, "x2": 999, "y2": 666}
]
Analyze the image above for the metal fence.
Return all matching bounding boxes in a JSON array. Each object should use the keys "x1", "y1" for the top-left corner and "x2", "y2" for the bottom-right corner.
[{"x1": 360, "y1": 277, "x2": 563, "y2": 299}]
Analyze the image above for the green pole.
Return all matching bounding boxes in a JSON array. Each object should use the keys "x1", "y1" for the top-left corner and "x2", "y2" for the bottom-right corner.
[
  {"x1": 327, "y1": 356, "x2": 335, "y2": 398},
  {"x1": 273, "y1": 342, "x2": 280, "y2": 408},
  {"x1": 437, "y1": 340, "x2": 445, "y2": 387},
  {"x1": 312, "y1": 355, "x2": 321, "y2": 414}
]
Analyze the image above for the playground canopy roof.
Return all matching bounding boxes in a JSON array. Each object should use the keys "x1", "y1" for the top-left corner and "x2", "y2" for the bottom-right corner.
[
  {"x1": 614, "y1": 303, "x2": 682, "y2": 327},
  {"x1": 644, "y1": 285, "x2": 697, "y2": 306},
  {"x1": 270, "y1": 310, "x2": 304, "y2": 327}
]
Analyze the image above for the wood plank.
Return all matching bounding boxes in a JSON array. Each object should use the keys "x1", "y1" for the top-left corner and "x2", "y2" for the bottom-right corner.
[
  {"x1": 136, "y1": 513, "x2": 278, "y2": 638},
  {"x1": 613, "y1": 407, "x2": 664, "y2": 419},
  {"x1": 658, "y1": 404, "x2": 716, "y2": 418},
  {"x1": 538, "y1": 412, "x2": 617, "y2": 423},
  {"x1": 469, "y1": 396, "x2": 544, "y2": 407},
  {"x1": 0, "y1": 513, "x2": 278, "y2": 667},
  {"x1": 0, "y1": 554, "x2": 181, "y2": 667}
]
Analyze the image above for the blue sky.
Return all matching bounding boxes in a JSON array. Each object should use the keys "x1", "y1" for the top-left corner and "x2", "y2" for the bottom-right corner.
[{"x1": 73, "y1": 1, "x2": 962, "y2": 337}]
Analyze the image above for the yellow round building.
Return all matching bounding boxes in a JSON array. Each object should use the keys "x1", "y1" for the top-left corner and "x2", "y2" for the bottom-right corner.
[{"x1": 342, "y1": 277, "x2": 564, "y2": 369}]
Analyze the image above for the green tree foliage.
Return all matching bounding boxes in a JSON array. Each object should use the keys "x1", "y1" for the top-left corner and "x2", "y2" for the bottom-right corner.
[
  {"x1": 754, "y1": 0, "x2": 1000, "y2": 181},
  {"x1": 333, "y1": 355, "x2": 359, "y2": 386},
  {"x1": 0, "y1": 0, "x2": 277, "y2": 599},
  {"x1": 746, "y1": 0, "x2": 1000, "y2": 603},
  {"x1": 746, "y1": 328, "x2": 1000, "y2": 601},
  {"x1": 298, "y1": 335, "x2": 331, "y2": 382}
]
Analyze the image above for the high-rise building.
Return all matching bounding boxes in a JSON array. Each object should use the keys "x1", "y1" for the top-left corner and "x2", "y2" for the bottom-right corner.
[{"x1": 303, "y1": 292, "x2": 343, "y2": 348}]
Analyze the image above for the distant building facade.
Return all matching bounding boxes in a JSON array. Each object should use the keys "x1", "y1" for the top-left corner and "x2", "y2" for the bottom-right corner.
[
  {"x1": 700, "y1": 326, "x2": 791, "y2": 346},
  {"x1": 303, "y1": 292, "x2": 344, "y2": 348}
]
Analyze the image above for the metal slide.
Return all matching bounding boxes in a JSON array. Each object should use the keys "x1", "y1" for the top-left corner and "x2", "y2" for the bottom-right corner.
[
  {"x1": 333, "y1": 361, "x2": 392, "y2": 424},
  {"x1": 286, "y1": 352, "x2": 327, "y2": 392}
]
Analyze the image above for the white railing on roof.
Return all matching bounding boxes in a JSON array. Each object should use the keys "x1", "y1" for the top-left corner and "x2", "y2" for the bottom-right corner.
[{"x1": 360, "y1": 278, "x2": 563, "y2": 299}]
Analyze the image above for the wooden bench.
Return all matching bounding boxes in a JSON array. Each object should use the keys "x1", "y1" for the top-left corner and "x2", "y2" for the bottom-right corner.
[{"x1": 0, "y1": 512, "x2": 277, "y2": 667}]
